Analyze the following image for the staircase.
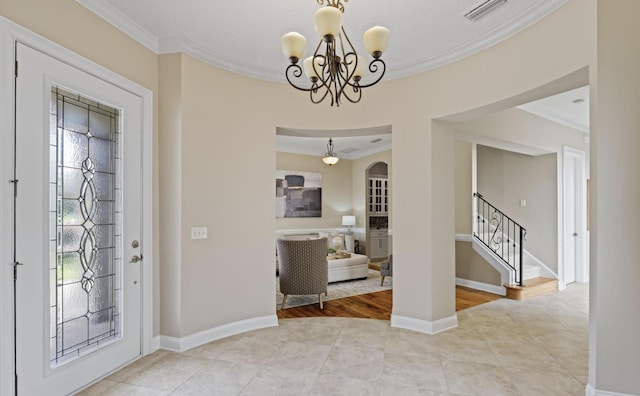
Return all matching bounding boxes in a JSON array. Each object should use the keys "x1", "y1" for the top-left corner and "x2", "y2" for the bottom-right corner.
[{"x1": 472, "y1": 193, "x2": 557, "y2": 300}]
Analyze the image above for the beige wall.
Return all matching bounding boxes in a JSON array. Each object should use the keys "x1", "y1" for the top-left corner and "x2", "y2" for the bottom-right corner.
[
  {"x1": 8, "y1": 0, "x2": 640, "y2": 393},
  {"x1": 430, "y1": 124, "x2": 457, "y2": 318},
  {"x1": 0, "y1": 0, "x2": 157, "y2": 90},
  {"x1": 455, "y1": 140, "x2": 473, "y2": 234},
  {"x1": 158, "y1": 54, "x2": 183, "y2": 336},
  {"x1": 455, "y1": 107, "x2": 589, "y2": 154},
  {"x1": 477, "y1": 145, "x2": 558, "y2": 272},
  {"x1": 176, "y1": 55, "x2": 278, "y2": 335},
  {"x1": 276, "y1": 152, "x2": 353, "y2": 230},
  {"x1": 1, "y1": 0, "x2": 593, "y2": 329},
  {"x1": 455, "y1": 242, "x2": 501, "y2": 286},
  {"x1": 146, "y1": 0, "x2": 592, "y2": 335},
  {"x1": 592, "y1": 1, "x2": 640, "y2": 392}
]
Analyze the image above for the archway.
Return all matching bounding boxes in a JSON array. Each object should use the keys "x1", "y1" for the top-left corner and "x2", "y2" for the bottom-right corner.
[{"x1": 274, "y1": 127, "x2": 393, "y2": 318}]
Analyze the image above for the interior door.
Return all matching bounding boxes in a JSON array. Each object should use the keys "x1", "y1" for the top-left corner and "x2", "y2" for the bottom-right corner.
[
  {"x1": 564, "y1": 155, "x2": 577, "y2": 284},
  {"x1": 14, "y1": 43, "x2": 143, "y2": 395}
]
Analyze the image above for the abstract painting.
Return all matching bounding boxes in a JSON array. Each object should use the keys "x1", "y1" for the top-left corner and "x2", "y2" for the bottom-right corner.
[{"x1": 276, "y1": 170, "x2": 322, "y2": 218}]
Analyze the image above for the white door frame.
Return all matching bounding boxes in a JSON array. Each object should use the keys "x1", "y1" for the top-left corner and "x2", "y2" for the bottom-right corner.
[
  {"x1": 562, "y1": 146, "x2": 588, "y2": 285},
  {"x1": 0, "y1": 17, "x2": 155, "y2": 395}
]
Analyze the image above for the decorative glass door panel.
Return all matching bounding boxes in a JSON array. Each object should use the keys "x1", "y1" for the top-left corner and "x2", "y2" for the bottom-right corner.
[
  {"x1": 49, "y1": 88, "x2": 122, "y2": 366},
  {"x1": 15, "y1": 43, "x2": 142, "y2": 395}
]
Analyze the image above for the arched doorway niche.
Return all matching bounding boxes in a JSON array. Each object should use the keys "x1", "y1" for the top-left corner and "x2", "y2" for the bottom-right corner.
[{"x1": 364, "y1": 161, "x2": 391, "y2": 265}]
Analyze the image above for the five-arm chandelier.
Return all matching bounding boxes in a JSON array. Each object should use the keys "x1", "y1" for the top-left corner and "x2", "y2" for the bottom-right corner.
[{"x1": 281, "y1": 0, "x2": 390, "y2": 107}]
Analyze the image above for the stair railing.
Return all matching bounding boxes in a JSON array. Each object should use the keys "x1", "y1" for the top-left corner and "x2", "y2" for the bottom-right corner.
[{"x1": 473, "y1": 193, "x2": 527, "y2": 286}]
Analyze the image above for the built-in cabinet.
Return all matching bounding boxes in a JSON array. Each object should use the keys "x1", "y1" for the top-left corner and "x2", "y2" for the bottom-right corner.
[
  {"x1": 368, "y1": 177, "x2": 388, "y2": 214},
  {"x1": 367, "y1": 172, "x2": 389, "y2": 260},
  {"x1": 369, "y1": 229, "x2": 389, "y2": 259}
]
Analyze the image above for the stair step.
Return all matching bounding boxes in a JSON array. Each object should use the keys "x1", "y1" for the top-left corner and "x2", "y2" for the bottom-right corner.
[
  {"x1": 504, "y1": 277, "x2": 557, "y2": 301},
  {"x1": 523, "y1": 263, "x2": 541, "y2": 280}
]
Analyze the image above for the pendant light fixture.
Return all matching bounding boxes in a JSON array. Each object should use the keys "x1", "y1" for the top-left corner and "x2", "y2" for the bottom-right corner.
[
  {"x1": 322, "y1": 138, "x2": 339, "y2": 166},
  {"x1": 281, "y1": 0, "x2": 390, "y2": 107}
]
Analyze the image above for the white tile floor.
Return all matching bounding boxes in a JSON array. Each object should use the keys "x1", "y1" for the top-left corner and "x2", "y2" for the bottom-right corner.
[{"x1": 78, "y1": 283, "x2": 589, "y2": 395}]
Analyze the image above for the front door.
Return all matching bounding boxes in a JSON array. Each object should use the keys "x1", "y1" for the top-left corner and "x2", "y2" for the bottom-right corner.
[{"x1": 14, "y1": 43, "x2": 143, "y2": 395}]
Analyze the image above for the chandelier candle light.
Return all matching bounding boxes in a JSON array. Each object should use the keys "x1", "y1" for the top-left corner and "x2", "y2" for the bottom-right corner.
[{"x1": 281, "y1": 0, "x2": 390, "y2": 107}]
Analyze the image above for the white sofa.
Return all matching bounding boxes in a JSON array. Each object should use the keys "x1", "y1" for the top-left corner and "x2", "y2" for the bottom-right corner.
[
  {"x1": 327, "y1": 254, "x2": 369, "y2": 283},
  {"x1": 276, "y1": 233, "x2": 369, "y2": 282}
]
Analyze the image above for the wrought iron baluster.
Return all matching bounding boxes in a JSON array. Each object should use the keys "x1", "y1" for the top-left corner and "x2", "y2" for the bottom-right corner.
[{"x1": 472, "y1": 193, "x2": 526, "y2": 286}]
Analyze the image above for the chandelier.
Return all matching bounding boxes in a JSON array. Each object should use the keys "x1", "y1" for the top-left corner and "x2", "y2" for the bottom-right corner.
[
  {"x1": 281, "y1": 0, "x2": 390, "y2": 107},
  {"x1": 322, "y1": 138, "x2": 339, "y2": 166}
]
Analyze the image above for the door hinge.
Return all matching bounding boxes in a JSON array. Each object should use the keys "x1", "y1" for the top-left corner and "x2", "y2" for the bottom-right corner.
[
  {"x1": 13, "y1": 261, "x2": 23, "y2": 280},
  {"x1": 10, "y1": 179, "x2": 18, "y2": 197},
  {"x1": 15, "y1": 60, "x2": 18, "y2": 77}
]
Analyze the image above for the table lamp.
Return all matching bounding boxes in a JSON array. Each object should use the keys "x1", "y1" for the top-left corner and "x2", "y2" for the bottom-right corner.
[{"x1": 342, "y1": 215, "x2": 356, "y2": 235}]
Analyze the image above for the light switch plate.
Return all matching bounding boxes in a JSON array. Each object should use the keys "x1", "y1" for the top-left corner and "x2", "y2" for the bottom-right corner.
[
  {"x1": 520, "y1": 199, "x2": 526, "y2": 207},
  {"x1": 191, "y1": 227, "x2": 208, "y2": 239}
]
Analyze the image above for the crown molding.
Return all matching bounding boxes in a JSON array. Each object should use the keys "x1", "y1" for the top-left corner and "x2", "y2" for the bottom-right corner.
[
  {"x1": 387, "y1": 0, "x2": 568, "y2": 81},
  {"x1": 77, "y1": 0, "x2": 567, "y2": 83},
  {"x1": 157, "y1": 37, "x2": 283, "y2": 82},
  {"x1": 76, "y1": 0, "x2": 159, "y2": 53}
]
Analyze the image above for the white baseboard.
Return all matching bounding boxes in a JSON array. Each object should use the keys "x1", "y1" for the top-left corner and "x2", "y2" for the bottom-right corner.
[
  {"x1": 159, "y1": 335, "x2": 182, "y2": 352},
  {"x1": 586, "y1": 383, "x2": 639, "y2": 396},
  {"x1": 391, "y1": 314, "x2": 458, "y2": 335},
  {"x1": 557, "y1": 280, "x2": 567, "y2": 291},
  {"x1": 159, "y1": 314, "x2": 279, "y2": 352},
  {"x1": 149, "y1": 336, "x2": 160, "y2": 354},
  {"x1": 456, "y1": 277, "x2": 506, "y2": 296}
]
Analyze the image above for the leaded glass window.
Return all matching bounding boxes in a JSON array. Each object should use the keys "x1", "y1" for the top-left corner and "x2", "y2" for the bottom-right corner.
[{"x1": 49, "y1": 87, "x2": 122, "y2": 367}]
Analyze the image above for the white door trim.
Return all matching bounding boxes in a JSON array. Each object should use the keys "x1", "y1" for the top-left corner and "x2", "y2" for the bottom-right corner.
[
  {"x1": 0, "y1": 17, "x2": 16, "y2": 396},
  {"x1": 0, "y1": 16, "x2": 154, "y2": 395},
  {"x1": 562, "y1": 146, "x2": 588, "y2": 285}
]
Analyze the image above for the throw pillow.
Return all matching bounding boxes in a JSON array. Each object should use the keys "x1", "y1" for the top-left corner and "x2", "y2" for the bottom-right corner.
[{"x1": 318, "y1": 232, "x2": 330, "y2": 249}]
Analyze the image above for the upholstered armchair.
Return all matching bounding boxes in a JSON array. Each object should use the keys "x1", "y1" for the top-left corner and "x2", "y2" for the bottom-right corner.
[
  {"x1": 380, "y1": 254, "x2": 392, "y2": 286},
  {"x1": 277, "y1": 238, "x2": 328, "y2": 310}
]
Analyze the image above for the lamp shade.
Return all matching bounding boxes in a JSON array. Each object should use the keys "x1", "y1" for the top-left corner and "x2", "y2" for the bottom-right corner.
[
  {"x1": 281, "y1": 32, "x2": 307, "y2": 60},
  {"x1": 342, "y1": 215, "x2": 356, "y2": 227},
  {"x1": 348, "y1": 55, "x2": 367, "y2": 80},
  {"x1": 303, "y1": 56, "x2": 323, "y2": 79},
  {"x1": 322, "y1": 155, "x2": 339, "y2": 166},
  {"x1": 314, "y1": 6, "x2": 343, "y2": 38},
  {"x1": 363, "y1": 26, "x2": 390, "y2": 56}
]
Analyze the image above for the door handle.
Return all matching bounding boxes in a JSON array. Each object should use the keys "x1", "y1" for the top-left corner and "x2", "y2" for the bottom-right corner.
[
  {"x1": 572, "y1": 233, "x2": 578, "y2": 237},
  {"x1": 129, "y1": 255, "x2": 143, "y2": 263}
]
